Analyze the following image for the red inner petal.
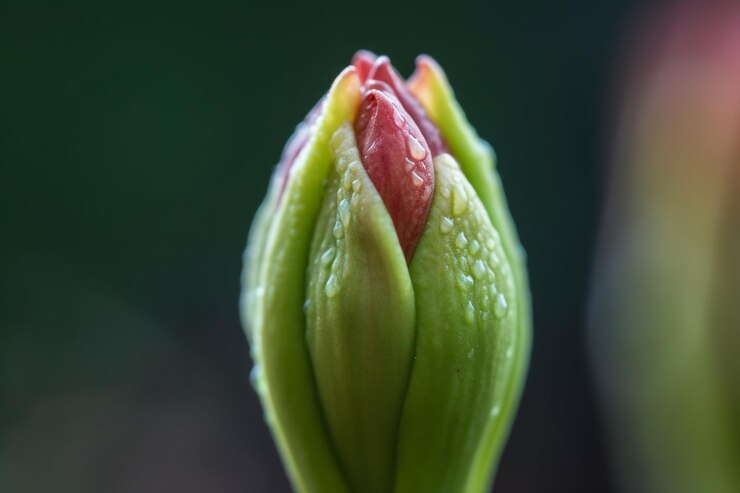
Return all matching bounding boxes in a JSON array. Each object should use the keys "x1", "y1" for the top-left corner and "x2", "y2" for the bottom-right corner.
[
  {"x1": 366, "y1": 57, "x2": 448, "y2": 157},
  {"x1": 354, "y1": 89, "x2": 435, "y2": 262},
  {"x1": 352, "y1": 50, "x2": 378, "y2": 83}
]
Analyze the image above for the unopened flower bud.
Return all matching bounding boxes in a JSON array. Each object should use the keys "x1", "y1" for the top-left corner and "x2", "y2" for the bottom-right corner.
[{"x1": 241, "y1": 51, "x2": 531, "y2": 493}]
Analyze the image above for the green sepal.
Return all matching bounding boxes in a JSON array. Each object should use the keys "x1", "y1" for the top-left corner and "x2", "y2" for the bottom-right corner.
[
  {"x1": 410, "y1": 57, "x2": 532, "y2": 491},
  {"x1": 394, "y1": 154, "x2": 519, "y2": 493},
  {"x1": 241, "y1": 170, "x2": 280, "y2": 344},
  {"x1": 306, "y1": 124, "x2": 416, "y2": 493},
  {"x1": 244, "y1": 68, "x2": 362, "y2": 493}
]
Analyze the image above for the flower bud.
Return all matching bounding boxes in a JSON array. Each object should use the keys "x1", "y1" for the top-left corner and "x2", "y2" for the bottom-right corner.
[{"x1": 241, "y1": 52, "x2": 531, "y2": 493}]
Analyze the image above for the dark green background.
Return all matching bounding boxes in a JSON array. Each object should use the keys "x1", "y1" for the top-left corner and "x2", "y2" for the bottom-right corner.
[{"x1": 2, "y1": 1, "x2": 632, "y2": 491}]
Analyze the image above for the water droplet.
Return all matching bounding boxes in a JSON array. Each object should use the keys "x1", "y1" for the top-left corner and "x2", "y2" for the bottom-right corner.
[
  {"x1": 339, "y1": 198, "x2": 350, "y2": 225},
  {"x1": 472, "y1": 259, "x2": 487, "y2": 280},
  {"x1": 321, "y1": 247, "x2": 336, "y2": 266},
  {"x1": 407, "y1": 135, "x2": 427, "y2": 161},
  {"x1": 486, "y1": 238, "x2": 495, "y2": 249},
  {"x1": 410, "y1": 171, "x2": 424, "y2": 188},
  {"x1": 452, "y1": 184, "x2": 468, "y2": 216},
  {"x1": 488, "y1": 284, "x2": 498, "y2": 299},
  {"x1": 459, "y1": 256, "x2": 470, "y2": 273},
  {"x1": 352, "y1": 179, "x2": 362, "y2": 193},
  {"x1": 458, "y1": 273, "x2": 475, "y2": 291},
  {"x1": 491, "y1": 405, "x2": 501, "y2": 417},
  {"x1": 465, "y1": 301, "x2": 475, "y2": 324},
  {"x1": 330, "y1": 129, "x2": 343, "y2": 150},
  {"x1": 489, "y1": 251, "x2": 500, "y2": 266},
  {"x1": 455, "y1": 232, "x2": 468, "y2": 249},
  {"x1": 250, "y1": 365, "x2": 264, "y2": 393},
  {"x1": 325, "y1": 274, "x2": 340, "y2": 298},
  {"x1": 392, "y1": 107, "x2": 406, "y2": 128},
  {"x1": 337, "y1": 156, "x2": 349, "y2": 173},
  {"x1": 469, "y1": 239, "x2": 481, "y2": 255},
  {"x1": 439, "y1": 217, "x2": 454, "y2": 235},
  {"x1": 467, "y1": 348, "x2": 475, "y2": 359},
  {"x1": 333, "y1": 220, "x2": 344, "y2": 238},
  {"x1": 494, "y1": 293, "x2": 508, "y2": 318},
  {"x1": 404, "y1": 158, "x2": 416, "y2": 172},
  {"x1": 441, "y1": 186, "x2": 450, "y2": 198}
]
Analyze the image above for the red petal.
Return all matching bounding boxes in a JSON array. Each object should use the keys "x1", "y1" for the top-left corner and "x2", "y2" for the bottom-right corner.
[
  {"x1": 366, "y1": 57, "x2": 448, "y2": 157},
  {"x1": 352, "y1": 50, "x2": 378, "y2": 83},
  {"x1": 354, "y1": 89, "x2": 435, "y2": 262}
]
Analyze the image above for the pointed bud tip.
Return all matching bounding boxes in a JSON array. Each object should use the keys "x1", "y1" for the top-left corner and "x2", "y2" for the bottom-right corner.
[
  {"x1": 407, "y1": 54, "x2": 445, "y2": 94},
  {"x1": 352, "y1": 50, "x2": 378, "y2": 83},
  {"x1": 365, "y1": 55, "x2": 448, "y2": 157}
]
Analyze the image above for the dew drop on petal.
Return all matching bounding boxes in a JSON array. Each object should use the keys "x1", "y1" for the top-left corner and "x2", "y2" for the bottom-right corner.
[
  {"x1": 488, "y1": 284, "x2": 498, "y2": 299},
  {"x1": 452, "y1": 184, "x2": 468, "y2": 216},
  {"x1": 458, "y1": 273, "x2": 475, "y2": 291},
  {"x1": 455, "y1": 232, "x2": 468, "y2": 249},
  {"x1": 325, "y1": 274, "x2": 340, "y2": 298},
  {"x1": 333, "y1": 220, "x2": 344, "y2": 239},
  {"x1": 411, "y1": 171, "x2": 424, "y2": 188},
  {"x1": 321, "y1": 247, "x2": 336, "y2": 266},
  {"x1": 392, "y1": 107, "x2": 406, "y2": 128},
  {"x1": 472, "y1": 259, "x2": 487, "y2": 280},
  {"x1": 494, "y1": 293, "x2": 508, "y2": 318},
  {"x1": 337, "y1": 155, "x2": 349, "y2": 174},
  {"x1": 255, "y1": 286, "x2": 265, "y2": 301},
  {"x1": 459, "y1": 256, "x2": 470, "y2": 273},
  {"x1": 407, "y1": 135, "x2": 427, "y2": 161},
  {"x1": 439, "y1": 216, "x2": 454, "y2": 235},
  {"x1": 489, "y1": 251, "x2": 500, "y2": 266},
  {"x1": 339, "y1": 198, "x2": 351, "y2": 225},
  {"x1": 465, "y1": 301, "x2": 475, "y2": 324},
  {"x1": 250, "y1": 365, "x2": 265, "y2": 395}
]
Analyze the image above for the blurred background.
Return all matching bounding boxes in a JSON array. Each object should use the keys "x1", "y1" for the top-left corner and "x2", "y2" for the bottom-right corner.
[
  {"x1": 589, "y1": 2, "x2": 740, "y2": 493},
  {"x1": 7, "y1": 0, "x2": 735, "y2": 492}
]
